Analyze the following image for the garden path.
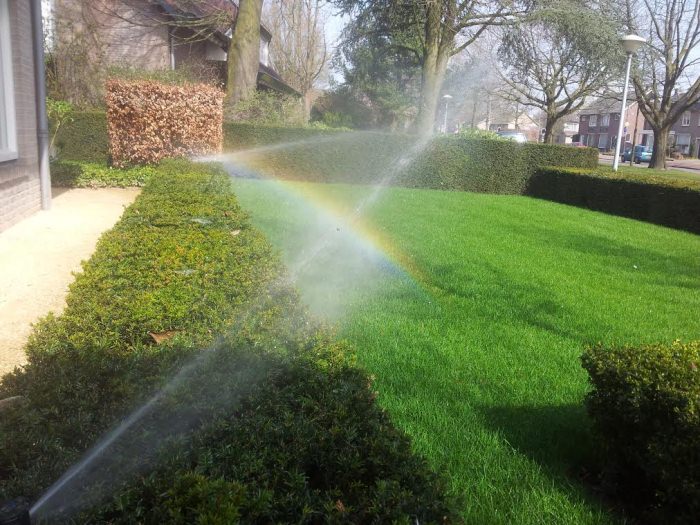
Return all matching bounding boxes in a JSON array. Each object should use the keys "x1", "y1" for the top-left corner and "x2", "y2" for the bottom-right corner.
[{"x1": 0, "y1": 187, "x2": 139, "y2": 376}]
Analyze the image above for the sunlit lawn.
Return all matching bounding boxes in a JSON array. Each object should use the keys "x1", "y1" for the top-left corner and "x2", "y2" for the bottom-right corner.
[{"x1": 230, "y1": 177, "x2": 700, "y2": 524}]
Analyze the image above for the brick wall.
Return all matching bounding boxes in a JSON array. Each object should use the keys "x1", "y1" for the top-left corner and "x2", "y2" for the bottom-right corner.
[{"x1": 0, "y1": 0, "x2": 41, "y2": 232}]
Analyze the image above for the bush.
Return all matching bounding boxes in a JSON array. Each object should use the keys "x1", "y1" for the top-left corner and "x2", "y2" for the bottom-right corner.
[
  {"x1": 582, "y1": 340, "x2": 700, "y2": 522},
  {"x1": 225, "y1": 90, "x2": 304, "y2": 127},
  {"x1": 52, "y1": 111, "x2": 109, "y2": 163},
  {"x1": 0, "y1": 160, "x2": 456, "y2": 522},
  {"x1": 224, "y1": 123, "x2": 598, "y2": 194},
  {"x1": 51, "y1": 160, "x2": 155, "y2": 188},
  {"x1": 106, "y1": 79, "x2": 225, "y2": 167},
  {"x1": 527, "y1": 166, "x2": 700, "y2": 234}
]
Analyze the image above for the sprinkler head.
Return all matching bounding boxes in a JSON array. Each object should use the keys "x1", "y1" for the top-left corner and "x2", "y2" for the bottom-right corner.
[{"x1": 0, "y1": 498, "x2": 30, "y2": 525}]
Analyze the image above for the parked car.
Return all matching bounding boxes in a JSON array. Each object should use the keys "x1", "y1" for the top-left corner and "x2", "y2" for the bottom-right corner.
[
  {"x1": 623, "y1": 145, "x2": 653, "y2": 163},
  {"x1": 569, "y1": 141, "x2": 586, "y2": 147},
  {"x1": 497, "y1": 130, "x2": 528, "y2": 143}
]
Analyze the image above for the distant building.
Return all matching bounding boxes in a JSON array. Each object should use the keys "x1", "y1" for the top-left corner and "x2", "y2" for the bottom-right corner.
[
  {"x1": 662, "y1": 101, "x2": 700, "y2": 157},
  {"x1": 475, "y1": 109, "x2": 541, "y2": 142},
  {"x1": 578, "y1": 99, "x2": 645, "y2": 151},
  {"x1": 553, "y1": 118, "x2": 579, "y2": 145}
]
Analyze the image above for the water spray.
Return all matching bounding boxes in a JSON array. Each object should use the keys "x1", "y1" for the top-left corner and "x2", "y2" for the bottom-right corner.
[{"x1": 0, "y1": 498, "x2": 30, "y2": 525}]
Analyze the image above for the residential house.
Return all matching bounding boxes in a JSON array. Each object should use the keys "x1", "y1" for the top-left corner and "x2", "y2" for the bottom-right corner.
[
  {"x1": 48, "y1": 0, "x2": 296, "y2": 100},
  {"x1": 0, "y1": 0, "x2": 50, "y2": 232},
  {"x1": 634, "y1": 101, "x2": 700, "y2": 158},
  {"x1": 578, "y1": 98, "x2": 646, "y2": 151},
  {"x1": 474, "y1": 108, "x2": 541, "y2": 142},
  {"x1": 553, "y1": 118, "x2": 579, "y2": 145}
]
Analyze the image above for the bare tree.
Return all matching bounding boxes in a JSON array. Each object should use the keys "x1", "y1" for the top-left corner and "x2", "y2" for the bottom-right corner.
[
  {"x1": 264, "y1": 0, "x2": 328, "y2": 121},
  {"x1": 626, "y1": 0, "x2": 700, "y2": 168},
  {"x1": 497, "y1": 4, "x2": 620, "y2": 143}
]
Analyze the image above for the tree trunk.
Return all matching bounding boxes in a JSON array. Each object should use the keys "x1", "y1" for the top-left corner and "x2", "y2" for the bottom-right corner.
[
  {"x1": 543, "y1": 114, "x2": 558, "y2": 144},
  {"x1": 650, "y1": 126, "x2": 669, "y2": 169},
  {"x1": 227, "y1": 0, "x2": 264, "y2": 105},
  {"x1": 415, "y1": 50, "x2": 449, "y2": 135},
  {"x1": 415, "y1": 1, "x2": 451, "y2": 136}
]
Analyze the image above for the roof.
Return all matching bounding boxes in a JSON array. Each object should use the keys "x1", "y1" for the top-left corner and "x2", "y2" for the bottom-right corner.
[
  {"x1": 157, "y1": 0, "x2": 272, "y2": 40},
  {"x1": 580, "y1": 97, "x2": 636, "y2": 115},
  {"x1": 257, "y1": 63, "x2": 300, "y2": 96}
]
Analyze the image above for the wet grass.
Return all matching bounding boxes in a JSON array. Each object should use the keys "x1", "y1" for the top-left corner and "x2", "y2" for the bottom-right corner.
[{"x1": 230, "y1": 178, "x2": 700, "y2": 524}]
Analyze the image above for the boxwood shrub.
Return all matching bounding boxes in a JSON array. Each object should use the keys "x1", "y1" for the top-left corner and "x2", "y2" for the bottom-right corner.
[
  {"x1": 582, "y1": 340, "x2": 700, "y2": 523},
  {"x1": 527, "y1": 166, "x2": 700, "y2": 234},
  {"x1": 224, "y1": 123, "x2": 598, "y2": 194},
  {"x1": 52, "y1": 111, "x2": 110, "y2": 163},
  {"x1": 0, "y1": 160, "x2": 457, "y2": 522},
  {"x1": 51, "y1": 160, "x2": 155, "y2": 188}
]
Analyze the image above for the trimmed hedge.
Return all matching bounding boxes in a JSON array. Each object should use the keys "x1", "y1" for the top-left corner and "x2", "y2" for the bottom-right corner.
[
  {"x1": 582, "y1": 341, "x2": 700, "y2": 523},
  {"x1": 224, "y1": 123, "x2": 599, "y2": 194},
  {"x1": 52, "y1": 111, "x2": 109, "y2": 163},
  {"x1": 50, "y1": 160, "x2": 155, "y2": 188},
  {"x1": 527, "y1": 167, "x2": 700, "y2": 234},
  {"x1": 0, "y1": 160, "x2": 456, "y2": 522},
  {"x1": 106, "y1": 79, "x2": 225, "y2": 167}
]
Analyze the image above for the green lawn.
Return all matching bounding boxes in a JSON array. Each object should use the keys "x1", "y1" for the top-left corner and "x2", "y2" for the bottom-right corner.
[{"x1": 230, "y1": 177, "x2": 700, "y2": 524}]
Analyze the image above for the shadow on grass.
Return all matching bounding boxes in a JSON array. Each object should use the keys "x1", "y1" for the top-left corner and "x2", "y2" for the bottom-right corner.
[{"x1": 478, "y1": 403, "x2": 598, "y2": 475}]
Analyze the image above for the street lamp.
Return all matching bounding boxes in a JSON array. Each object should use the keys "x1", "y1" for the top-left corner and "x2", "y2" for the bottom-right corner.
[
  {"x1": 442, "y1": 94, "x2": 453, "y2": 133},
  {"x1": 613, "y1": 34, "x2": 646, "y2": 171}
]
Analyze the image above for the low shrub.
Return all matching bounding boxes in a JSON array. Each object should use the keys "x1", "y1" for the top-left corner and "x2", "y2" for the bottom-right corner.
[
  {"x1": 0, "y1": 160, "x2": 456, "y2": 522},
  {"x1": 106, "y1": 79, "x2": 225, "y2": 167},
  {"x1": 224, "y1": 123, "x2": 599, "y2": 194},
  {"x1": 50, "y1": 160, "x2": 155, "y2": 188},
  {"x1": 527, "y1": 166, "x2": 700, "y2": 234},
  {"x1": 582, "y1": 341, "x2": 700, "y2": 523},
  {"x1": 225, "y1": 90, "x2": 305, "y2": 127},
  {"x1": 51, "y1": 111, "x2": 109, "y2": 163}
]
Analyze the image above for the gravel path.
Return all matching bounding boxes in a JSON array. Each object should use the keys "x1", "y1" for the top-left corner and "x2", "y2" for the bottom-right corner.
[{"x1": 0, "y1": 187, "x2": 140, "y2": 376}]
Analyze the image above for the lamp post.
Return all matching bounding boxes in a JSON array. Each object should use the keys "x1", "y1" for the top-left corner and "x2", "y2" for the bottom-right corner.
[
  {"x1": 613, "y1": 34, "x2": 646, "y2": 171},
  {"x1": 442, "y1": 94, "x2": 453, "y2": 133}
]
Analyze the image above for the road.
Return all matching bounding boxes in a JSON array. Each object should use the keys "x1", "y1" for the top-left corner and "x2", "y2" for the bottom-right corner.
[{"x1": 599, "y1": 153, "x2": 700, "y2": 175}]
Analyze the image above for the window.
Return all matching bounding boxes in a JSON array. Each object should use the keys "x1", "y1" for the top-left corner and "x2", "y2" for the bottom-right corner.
[
  {"x1": 682, "y1": 111, "x2": 691, "y2": 126},
  {"x1": 601, "y1": 114, "x2": 610, "y2": 127},
  {"x1": 589, "y1": 114, "x2": 597, "y2": 127},
  {"x1": 676, "y1": 133, "x2": 691, "y2": 154},
  {"x1": 598, "y1": 133, "x2": 608, "y2": 149},
  {"x1": 259, "y1": 37, "x2": 270, "y2": 67},
  {"x1": 0, "y1": 0, "x2": 17, "y2": 162}
]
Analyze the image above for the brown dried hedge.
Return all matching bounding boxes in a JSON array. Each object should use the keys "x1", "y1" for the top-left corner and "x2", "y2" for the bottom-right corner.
[{"x1": 106, "y1": 79, "x2": 224, "y2": 167}]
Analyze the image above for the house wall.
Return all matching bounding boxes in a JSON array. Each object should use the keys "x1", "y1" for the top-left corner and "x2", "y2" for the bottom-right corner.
[
  {"x1": 0, "y1": 0, "x2": 41, "y2": 232},
  {"x1": 54, "y1": 0, "x2": 170, "y2": 72},
  {"x1": 668, "y1": 103, "x2": 700, "y2": 157},
  {"x1": 578, "y1": 102, "x2": 645, "y2": 151}
]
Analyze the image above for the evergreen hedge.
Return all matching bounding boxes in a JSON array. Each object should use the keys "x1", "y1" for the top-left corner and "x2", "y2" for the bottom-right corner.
[
  {"x1": 223, "y1": 123, "x2": 598, "y2": 194},
  {"x1": 52, "y1": 111, "x2": 110, "y2": 163},
  {"x1": 527, "y1": 167, "x2": 700, "y2": 234},
  {"x1": 582, "y1": 340, "x2": 700, "y2": 523},
  {"x1": 0, "y1": 160, "x2": 456, "y2": 522},
  {"x1": 50, "y1": 160, "x2": 155, "y2": 188}
]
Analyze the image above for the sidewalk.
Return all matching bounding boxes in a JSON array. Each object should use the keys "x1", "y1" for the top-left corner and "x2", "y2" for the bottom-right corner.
[{"x1": 0, "y1": 187, "x2": 139, "y2": 376}]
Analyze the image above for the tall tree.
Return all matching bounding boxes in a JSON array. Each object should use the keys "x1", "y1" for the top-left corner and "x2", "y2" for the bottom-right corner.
[
  {"x1": 625, "y1": 0, "x2": 700, "y2": 168},
  {"x1": 498, "y1": 2, "x2": 621, "y2": 143},
  {"x1": 332, "y1": 0, "x2": 528, "y2": 135},
  {"x1": 334, "y1": 2, "x2": 423, "y2": 130},
  {"x1": 264, "y1": 0, "x2": 329, "y2": 121},
  {"x1": 227, "y1": 0, "x2": 264, "y2": 104}
]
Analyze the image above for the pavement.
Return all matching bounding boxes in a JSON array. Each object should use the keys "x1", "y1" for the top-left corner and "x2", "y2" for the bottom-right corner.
[
  {"x1": 0, "y1": 187, "x2": 140, "y2": 376},
  {"x1": 599, "y1": 153, "x2": 700, "y2": 173}
]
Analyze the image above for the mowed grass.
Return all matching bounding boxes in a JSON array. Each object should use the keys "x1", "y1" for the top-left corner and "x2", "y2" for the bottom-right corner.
[{"x1": 230, "y1": 177, "x2": 700, "y2": 524}]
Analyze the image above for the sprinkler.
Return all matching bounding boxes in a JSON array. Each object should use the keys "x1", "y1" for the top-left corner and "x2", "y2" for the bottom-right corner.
[{"x1": 0, "y1": 499, "x2": 30, "y2": 525}]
